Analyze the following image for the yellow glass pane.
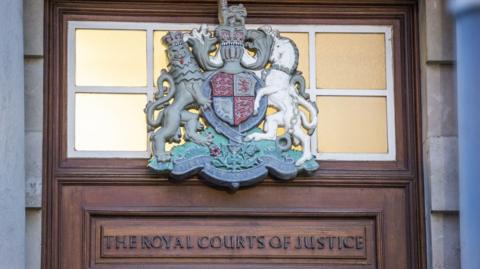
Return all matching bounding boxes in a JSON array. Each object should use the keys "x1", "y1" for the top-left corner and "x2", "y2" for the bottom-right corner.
[
  {"x1": 75, "y1": 93, "x2": 147, "y2": 151},
  {"x1": 281, "y1": 32, "x2": 310, "y2": 87},
  {"x1": 316, "y1": 96, "x2": 387, "y2": 153},
  {"x1": 153, "y1": 31, "x2": 169, "y2": 86},
  {"x1": 75, "y1": 29, "x2": 147, "y2": 86},
  {"x1": 316, "y1": 33, "x2": 386, "y2": 89}
]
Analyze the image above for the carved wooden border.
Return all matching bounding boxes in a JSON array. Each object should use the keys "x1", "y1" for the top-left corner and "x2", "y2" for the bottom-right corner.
[{"x1": 83, "y1": 207, "x2": 383, "y2": 268}]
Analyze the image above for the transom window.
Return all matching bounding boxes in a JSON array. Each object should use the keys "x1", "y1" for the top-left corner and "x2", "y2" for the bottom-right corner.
[{"x1": 67, "y1": 22, "x2": 395, "y2": 161}]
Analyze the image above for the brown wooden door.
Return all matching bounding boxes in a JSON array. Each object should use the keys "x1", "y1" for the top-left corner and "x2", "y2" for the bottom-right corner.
[{"x1": 42, "y1": 1, "x2": 425, "y2": 268}]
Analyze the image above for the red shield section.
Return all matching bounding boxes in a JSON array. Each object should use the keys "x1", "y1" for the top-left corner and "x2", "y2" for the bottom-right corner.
[
  {"x1": 233, "y1": 96, "x2": 254, "y2": 125},
  {"x1": 211, "y1": 73, "x2": 234, "y2": 97},
  {"x1": 211, "y1": 72, "x2": 256, "y2": 126}
]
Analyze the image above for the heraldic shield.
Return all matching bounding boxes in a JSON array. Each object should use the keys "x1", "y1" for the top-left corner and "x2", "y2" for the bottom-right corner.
[
  {"x1": 145, "y1": 0, "x2": 319, "y2": 190},
  {"x1": 202, "y1": 71, "x2": 268, "y2": 143},
  {"x1": 211, "y1": 72, "x2": 256, "y2": 126}
]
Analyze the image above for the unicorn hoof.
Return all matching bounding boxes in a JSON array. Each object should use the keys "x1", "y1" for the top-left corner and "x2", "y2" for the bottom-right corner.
[
  {"x1": 295, "y1": 154, "x2": 313, "y2": 166},
  {"x1": 244, "y1": 134, "x2": 256, "y2": 141}
]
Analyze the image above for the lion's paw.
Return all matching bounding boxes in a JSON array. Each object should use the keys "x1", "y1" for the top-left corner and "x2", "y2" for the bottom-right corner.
[
  {"x1": 191, "y1": 135, "x2": 211, "y2": 146},
  {"x1": 156, "y1": 153, "x2": 171, "y2": 162}
]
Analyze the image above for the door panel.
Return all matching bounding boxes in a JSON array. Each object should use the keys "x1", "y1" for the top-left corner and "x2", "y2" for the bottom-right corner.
[{"x1": 57, "y1": 185, "x2": 408, "y2": 269}]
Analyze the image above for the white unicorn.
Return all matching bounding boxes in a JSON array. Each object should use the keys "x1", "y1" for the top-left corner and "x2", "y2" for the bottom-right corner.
[{"x1": 245, "y1": 27, "x2": 318, "y2": 166}]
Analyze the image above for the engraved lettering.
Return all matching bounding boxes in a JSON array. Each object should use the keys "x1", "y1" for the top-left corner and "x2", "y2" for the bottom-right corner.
[
  {"x1": 174, "y1": 237, "x2": 184, "y2": 249},
  {"x1": 343, "y1": 236, "x2": 355, "y2": 249},
  {"x1": 186, "y1": 236, "x2": 193, "y2": 249},
  {"x1": 141, "y1": 236, "x2": 152, "y2": 249},
  {"x1": 304, "y1": 236, "x2": 315, "y2": 249},
  {"x1": 283, "y1": 236, "x2": 291, "y2": 249},
  {"x1": 269, "y1": 236, "x2": 282, "y2": 249},
  {"x1": 224, "y1": 236, "x2": 234, "y2": 249},
  {"x1": 106, "y1": 234, "x2": 367, "y2": 252},
  {"x1": 328, "y1": 236, "x2": 334, "y2": 250},
  {"x1": 104, "y1": 235, "x2": 114, "y2": 249},
  {"x1": 236, "y1": 235, "x2": 245, "y2": 249},
  {"x1": 317, "y1": 237, "x2": 325, "y2": 249},
  {"x1": 257, "y1": 236, "x2": 265, "y2": 249},
  {"x1": 152, "y1": 236, "x2": 163, "y2": 248},
  {"x1": 198, "y1": 236, "x2": 209, "y2": 249},
  {"x1": 356, "y1": 236, "x2": 365, "y2": 250},
  {"x1": 162, "y1": 236, "x2": 172, "y2": 249},
  {"x1": 129, "y1": 236, "x2": 137, "y2": 249},
  {"x1": 246, "y1": 236, "x2": 255, "y2": 249},
  {"x1": 115, "y1": 236, "x2": 127, "y2": 249},
  {"x1": 295, "y1": 236, "x2": 302, "y2": 249},
  {"x1": 101, "y1": 225, "x2": 370, "y2": 259},
  {"x1": 210, "y1": 236, "x2": 222, "y2": 248}
]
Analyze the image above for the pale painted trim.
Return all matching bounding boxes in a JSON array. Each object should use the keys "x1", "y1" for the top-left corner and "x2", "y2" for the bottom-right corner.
[
  {"x1": 315, "y1": 89, "x2": 388, "y2": 96},
  {"x1": 74, "y1": 86, "x2": 149, "y2": 94}
]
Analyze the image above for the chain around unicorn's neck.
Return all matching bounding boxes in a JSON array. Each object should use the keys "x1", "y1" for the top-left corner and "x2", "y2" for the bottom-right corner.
[{"x1": 271, "y1": 63, "x2": 294, "y2": 75}]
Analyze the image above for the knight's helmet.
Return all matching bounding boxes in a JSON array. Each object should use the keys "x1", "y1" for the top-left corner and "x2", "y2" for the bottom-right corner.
[{"x1": 216, "y1": 0, "x2": 247, "y2": 73}]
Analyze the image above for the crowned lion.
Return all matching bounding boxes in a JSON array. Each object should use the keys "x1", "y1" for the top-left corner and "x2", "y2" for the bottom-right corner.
[{"x1": 145, "y1": 31, "x2": 211, "y2": 162}]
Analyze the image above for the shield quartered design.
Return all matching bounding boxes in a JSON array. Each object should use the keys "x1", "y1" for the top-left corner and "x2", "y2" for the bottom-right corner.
[
  {"x1": 211, "y1": 72, "x2": 256, "y2": 126},
  {"x1": 202, "y1": 70, "x2": 267, "y2": 143}
]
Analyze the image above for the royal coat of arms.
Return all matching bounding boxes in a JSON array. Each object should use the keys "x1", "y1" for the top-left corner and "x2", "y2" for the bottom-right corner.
[{"x1": 145, "y1": 0, "x2": 319, "y2": 190}]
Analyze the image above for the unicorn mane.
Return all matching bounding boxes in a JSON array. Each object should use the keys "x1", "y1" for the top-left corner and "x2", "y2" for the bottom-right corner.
[
  {"x1": 285, "y1": 37, "x2": 299, "y2": 72},
  {"x1": 272, "y1": 36, "x2": 300, "y2": 73}
]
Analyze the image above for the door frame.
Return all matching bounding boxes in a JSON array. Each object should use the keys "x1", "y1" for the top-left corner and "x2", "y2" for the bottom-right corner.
[{"x1": 42, "y1": 0, "x2": 425, "y2": 268}]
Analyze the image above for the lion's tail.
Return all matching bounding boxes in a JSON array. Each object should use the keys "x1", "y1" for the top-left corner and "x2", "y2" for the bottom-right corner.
[
  {"x1": 145, "y1": 70, "x2": 176, "y2": 129},
  {"x1": 145, "y1": 107, "x2": 164, "y2": 132}
]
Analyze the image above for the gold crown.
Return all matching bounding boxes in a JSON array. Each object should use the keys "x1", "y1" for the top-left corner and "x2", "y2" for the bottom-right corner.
[{"x1": 162, "y1": 31, "x2": 185, "y2": 46}]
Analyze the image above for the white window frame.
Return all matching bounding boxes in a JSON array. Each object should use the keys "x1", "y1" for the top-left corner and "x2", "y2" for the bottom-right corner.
[{"x1": 67, "y1": 21, "x2": 395, "y2": 161}]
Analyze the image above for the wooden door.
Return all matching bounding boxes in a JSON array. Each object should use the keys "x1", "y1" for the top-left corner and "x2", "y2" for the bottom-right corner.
[{"x1": 42, "y1": 0, "x2": 425, "y2": 268}]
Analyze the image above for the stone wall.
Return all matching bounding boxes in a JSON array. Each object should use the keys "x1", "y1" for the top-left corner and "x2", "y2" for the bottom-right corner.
[
  {"x1": 20, "y1": 0, "x2": 460, "y2": 268},
  {"x1": 419, "y1": 0, "x2": 460, "y2": 268},
  {"x1": 0, "y1": 0, "x2": 25, "y2": 268},
  {"x1": 24, "y1": 0, "x2": 43, "y2": 268}
]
